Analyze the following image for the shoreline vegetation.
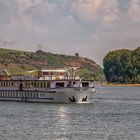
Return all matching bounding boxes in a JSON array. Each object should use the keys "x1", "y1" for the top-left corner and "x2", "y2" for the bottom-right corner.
[{"x1": 103, "y1": 47, "x2": 140, "y2": 84}]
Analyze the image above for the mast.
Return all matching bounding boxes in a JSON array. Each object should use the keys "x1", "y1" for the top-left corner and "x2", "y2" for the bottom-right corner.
[{"x1": 4, "y1": 68, "x2": 10, "y2": 76}]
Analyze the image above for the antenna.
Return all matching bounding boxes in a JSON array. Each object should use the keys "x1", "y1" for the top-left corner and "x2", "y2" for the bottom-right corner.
[{"x1": 37, "y1": 44, "x2": 43, "y2": 51}]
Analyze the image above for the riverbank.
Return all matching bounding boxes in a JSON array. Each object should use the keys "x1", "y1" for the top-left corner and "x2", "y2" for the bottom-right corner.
[{"x1": 103, "y1": 83, "x2": 140, "y2": 87}]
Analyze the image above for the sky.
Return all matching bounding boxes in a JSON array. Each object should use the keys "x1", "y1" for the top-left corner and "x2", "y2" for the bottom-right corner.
[{"x1": 0, "y1": 0, "x2": 140, "y2": 66}]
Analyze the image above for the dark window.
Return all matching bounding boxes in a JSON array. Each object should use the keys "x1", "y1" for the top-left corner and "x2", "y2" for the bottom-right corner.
[
  {"x1": 56, "y1": 82, "x2": 65, "y2": 88},
  {"x1": 31, "y1": 82, "x2": 34, "y2": 87},
  {"x1": 34, "y1": 82, "x2": 36, "y2": 87},
  {"x1": 73, "y1": 82, "x2": 76, "y2": 85},
  {"x1": 43, "y1": 82, "x2": 45, "y2": 88},
  {"x1": 47, "y1": 82, "x2": 50, "y2": 88},
  {"x1": 11, "y1": 82, "x2": 14, "y2": 86},
  {"x1": 82, "y1": 82, "x2": 89, "y2": 87},
  {"x1": 41, "y1": 82, "x2": 43, "y2": 88}
]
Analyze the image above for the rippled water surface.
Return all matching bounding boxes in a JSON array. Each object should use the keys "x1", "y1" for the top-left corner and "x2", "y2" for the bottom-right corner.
[{"x1": 0, "y1": 86, "x2": 140, "y2": 140}]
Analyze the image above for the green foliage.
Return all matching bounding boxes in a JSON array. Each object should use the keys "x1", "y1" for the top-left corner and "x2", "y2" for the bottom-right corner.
[{"x1": 103, "y1": 47, "x2": 140, "y2": 83}]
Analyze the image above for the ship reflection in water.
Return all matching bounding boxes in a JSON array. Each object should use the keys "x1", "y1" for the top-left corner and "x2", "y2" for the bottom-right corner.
[{"x1": 53, "y1": 105, "x2": 70, "y2": 139}]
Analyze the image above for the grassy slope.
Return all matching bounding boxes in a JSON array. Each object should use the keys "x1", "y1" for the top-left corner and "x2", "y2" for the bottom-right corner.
[
  {"x1": 0, "y1": 48, "x2": 27, "y2": 53},
  {"x1": 0, "y1": 48, "x2": 105, "y2": 81}
]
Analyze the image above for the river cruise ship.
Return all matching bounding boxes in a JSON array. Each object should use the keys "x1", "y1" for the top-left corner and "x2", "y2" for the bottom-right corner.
[{"x1": 0, "y1": 69, "x2": 96, "y2": 103}]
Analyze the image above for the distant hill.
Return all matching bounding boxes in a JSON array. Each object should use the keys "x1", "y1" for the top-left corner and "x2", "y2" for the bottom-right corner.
[{"x1": 0, "y1": 48, "x2": 105, "y2": 81}]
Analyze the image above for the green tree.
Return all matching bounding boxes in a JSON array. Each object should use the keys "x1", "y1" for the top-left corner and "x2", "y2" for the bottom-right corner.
[
  {"x1": 131, "y1": 47, "x2": 140, "y2": 83},
  {"x1": 103, "y1": 47, "x2": 140, "y2": 83}
]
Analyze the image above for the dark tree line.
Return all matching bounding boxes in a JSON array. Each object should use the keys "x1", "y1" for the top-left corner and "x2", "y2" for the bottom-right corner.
[{"x1": 103, "y1": 47, "x2": 140, "y2": 83}]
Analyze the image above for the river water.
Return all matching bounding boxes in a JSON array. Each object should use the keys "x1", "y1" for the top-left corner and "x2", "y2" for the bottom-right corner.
[{"x1": 0, "y1": 86, "x2": 140, "y2": 140}]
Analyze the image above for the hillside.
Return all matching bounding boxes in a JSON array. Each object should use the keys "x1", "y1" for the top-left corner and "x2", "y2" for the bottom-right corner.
[{"x1": 0, "y1": 48, "x2": 105, "y2": 81}]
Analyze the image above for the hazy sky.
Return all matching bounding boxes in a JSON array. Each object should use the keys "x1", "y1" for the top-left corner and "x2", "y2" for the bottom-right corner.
[{"x1": 0, "y1": 0, "x2": 140, "y2": 66}]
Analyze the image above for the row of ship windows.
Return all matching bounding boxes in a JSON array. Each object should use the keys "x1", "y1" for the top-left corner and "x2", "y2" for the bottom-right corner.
[
  {"x1": 0, "y1": 91, "x2": 39, "y2": 98},
  {"x1": 0, "y1": 81, "x2": 50, "y2": 88}
]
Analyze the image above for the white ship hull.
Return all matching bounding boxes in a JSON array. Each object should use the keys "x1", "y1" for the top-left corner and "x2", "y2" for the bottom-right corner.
[
  {"x1": 0, "y1": 79, "x2": 96, "y2": 103},
  {"x1": 0, "y1": 87, "x2": 95, "y2": 103}
]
